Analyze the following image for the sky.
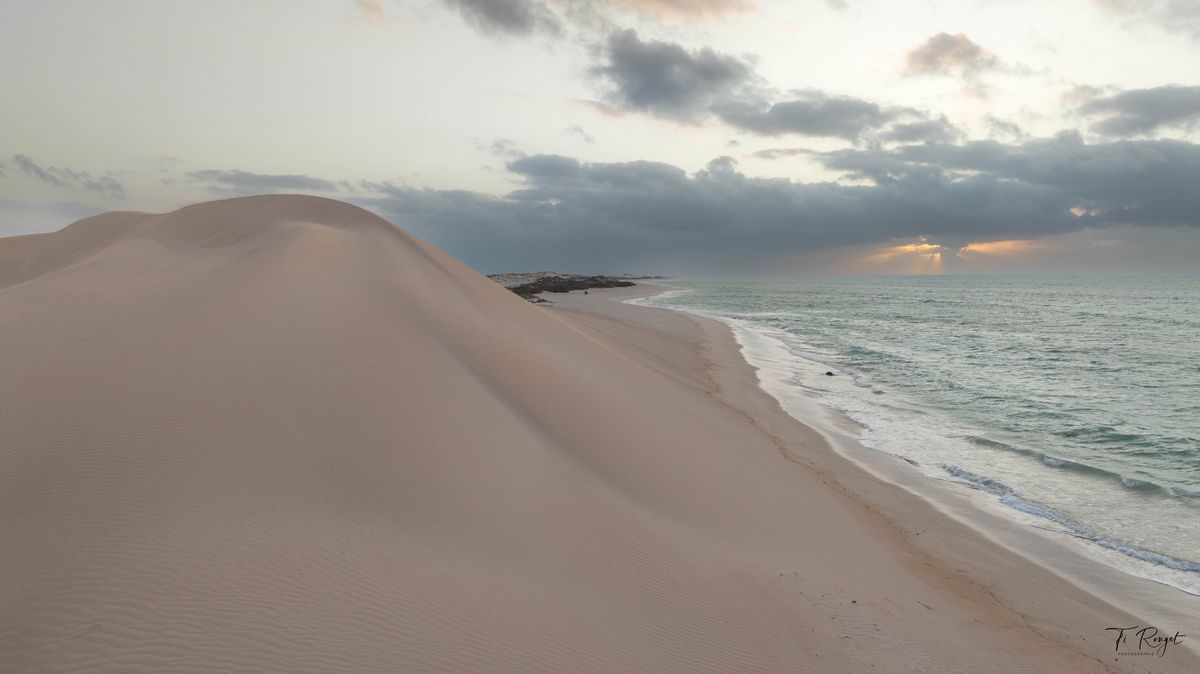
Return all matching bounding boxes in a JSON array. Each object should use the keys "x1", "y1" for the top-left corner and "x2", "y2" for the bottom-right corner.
[{"x1": 2, "y1": 0, "x2": 1199, "y2": 275}]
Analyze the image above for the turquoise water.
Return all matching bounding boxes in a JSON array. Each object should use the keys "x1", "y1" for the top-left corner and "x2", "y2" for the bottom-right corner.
[{"x1": 637, "y1": 276, "x2": 1200, "y2": 592}]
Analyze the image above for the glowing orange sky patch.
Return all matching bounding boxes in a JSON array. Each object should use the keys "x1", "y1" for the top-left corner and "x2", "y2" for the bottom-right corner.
[
  {"x1": 860, "y1": 241, "x2": 944, "y2": 263},
  {"x1": 851, "y1": 241, "x2": 946, "y2": 274},
  {"x1": 958, "y1": 239, "x2": 1034, "y2": 255},
  {"x1": 850, "y1": 238, "x2": 1050, "y2": 274},
  {"x1": 895, "y1": 243, "x2": 944, "y2": 253}
]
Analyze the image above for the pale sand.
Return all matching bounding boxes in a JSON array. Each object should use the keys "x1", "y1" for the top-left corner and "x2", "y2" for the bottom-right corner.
[{"x1": 0, "y1": 195, "x2": 1192, "y2": 672}]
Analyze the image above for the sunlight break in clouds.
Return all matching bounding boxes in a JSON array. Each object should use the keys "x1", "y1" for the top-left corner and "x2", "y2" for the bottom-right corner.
[
  {"x1": 854, "y1": 241, "x2": 946, "y2": 275},
  {"x1": 957, "y1": 239, "x2": 1036, "y2": 255}
]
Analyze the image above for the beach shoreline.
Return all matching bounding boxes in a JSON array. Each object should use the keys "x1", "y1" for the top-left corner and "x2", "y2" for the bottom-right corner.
[{"x1": 548, "y1": 282, "x2": 1200, "y2": 671}]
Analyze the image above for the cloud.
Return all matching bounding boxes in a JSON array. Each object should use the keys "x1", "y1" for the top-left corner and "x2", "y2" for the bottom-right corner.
[
  {"x1": 1078, "y1": 85, "x2": 1200, "y2": 136},
  {"x1": 442, "y1": 0, "x2": 562, "y2": 36},
  {"x1": 591, "y1": 30, "x2": 943, "y2": 141},
  {"x1": 477, "y1": 138, "x2": 526, "y2": 159},
  {"x1": 1092, "y1": 0, "x2": 1200, "y2": 40},
  {"x1": 904, "y1": 32, "x2": 1000, "y2": 77},
  {"x1": 440, "y1": 0, "x2": 755, "y2": 35},
  {"x1": 593, "y1": 29, "x2": 757, "y2": 121},
  {"x1": 10, "y1": 154, "x2": 125, "y2": 198},
  {"x1": 186, "y1": 169, "x2": 341, "y2": 195},
  {"x1": 565, "y1": 124, "x2": 596, "y2": 142},
  {"x1": 13, "y1": 154, "x2": 65, "y2": 187},
  {"x1": 748, "y1": 147, "x2": 811, "y2": 160},
  {"x1": 984, "y1": 115, "x2": 1026, "y2": 141},
  {"x1": 608, "y1": 0, "x2": 756, "y2": 19},
  {"x1": 713, "y1": 92, "x2": 909, "y2": 140},
  {"x1": 352, "y1": 135, "x2": 1200, "y2": 274},
  {"x1": 877, "y1": 116, "x2": 964, "y2": 144},
  {"x1": 446, "y1": 7, "x2": 958, "y2": 145},
  {"x1": 13, "y1": 154, "x2": 67, "y2": 187},
  {"x1": 505, "y1": 154, "x2": 583, "y2": 181},
  {"x1": 819, "y1": 131, "x2": 1200, "y2": 227},
  {"x1": 1060, "y1": 82, "x2": 1118, "y2": 107}
]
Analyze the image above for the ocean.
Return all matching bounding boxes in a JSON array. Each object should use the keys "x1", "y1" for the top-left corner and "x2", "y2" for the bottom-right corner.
[{"x1": 633, "y1": 276, "x2": 1200, "y2": 594}]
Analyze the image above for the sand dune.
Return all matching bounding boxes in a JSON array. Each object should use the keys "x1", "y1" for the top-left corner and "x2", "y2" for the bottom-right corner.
[{"x1": 0, "y1": 195, "x2": 1180, "y2": 671}]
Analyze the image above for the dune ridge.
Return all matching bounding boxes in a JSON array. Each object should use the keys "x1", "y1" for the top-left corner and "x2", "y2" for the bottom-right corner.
[{"x1": 0, "y1": 195, "x2": 1178, "y2": 672}]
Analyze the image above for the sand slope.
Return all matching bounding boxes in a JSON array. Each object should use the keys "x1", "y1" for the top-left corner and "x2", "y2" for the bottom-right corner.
[{"x1": 0, "y1": 196, "x2": 1149, "y2": 672}]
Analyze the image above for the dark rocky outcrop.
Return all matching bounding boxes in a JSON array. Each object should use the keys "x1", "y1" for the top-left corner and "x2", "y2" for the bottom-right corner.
[{"x1": 508, "y1": 275, "x2": 635, "y2": 298}]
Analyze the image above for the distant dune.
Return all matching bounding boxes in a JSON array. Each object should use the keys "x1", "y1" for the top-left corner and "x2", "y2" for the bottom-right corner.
[{"x1": 0, "y1": 195, "x2": 1171, "y2": 672}]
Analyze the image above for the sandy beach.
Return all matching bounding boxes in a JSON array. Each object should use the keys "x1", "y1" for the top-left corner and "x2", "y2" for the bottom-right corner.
[{"x1": 1, "y1": 195, "x2": 1195, "y2": 672}]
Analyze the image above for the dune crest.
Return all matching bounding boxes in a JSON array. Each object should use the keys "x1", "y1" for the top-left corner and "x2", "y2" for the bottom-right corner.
[{"x1": 0, "y1": 196, "x2": 1141, "y2": 672}]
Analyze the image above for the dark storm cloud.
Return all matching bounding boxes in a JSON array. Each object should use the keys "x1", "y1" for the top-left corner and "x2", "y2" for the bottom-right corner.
[
  {"x1": 1078, "y1": 85, "x2": 1200, "y2": 136},
  {"x1": 11, "y1": 154, "x2": 125, "y2": 198},
  {"x1": 712, "y1": 93, "x2": 910, "y2": 140},
  {"x1": 508, "y1": 155, "x2": 689, "y2": 193},
  {"x1": 187, "y1": 169, "x2": 340, "y2": 194},
  {"x1": 593, "y1": 29, "x2": 757, "y2": 121},
  {"x1": 352, "y1": 135, "x2": 1200, "y2": 273},
  {"x1": 876, "y1": 116, "x2": 963, "y2": 144},
  {"x1": 591, "y1": 30, "x2": 945, "y2": 141},
  {"x1": 506, "y1": 154, "x2": 583, "y2": 181},
  {"x1": 904, "y1": 33, "x2": 999, "y2": 77},
  {"x1": 819, "y1": 132, "x2": 1200, "y2": 225},
  {"x1": 441, "y1": 2, "x2": 957, "y2": 143},
  {"x1": 442, "y1": 0, "x2": 562, "y2": 36}
]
